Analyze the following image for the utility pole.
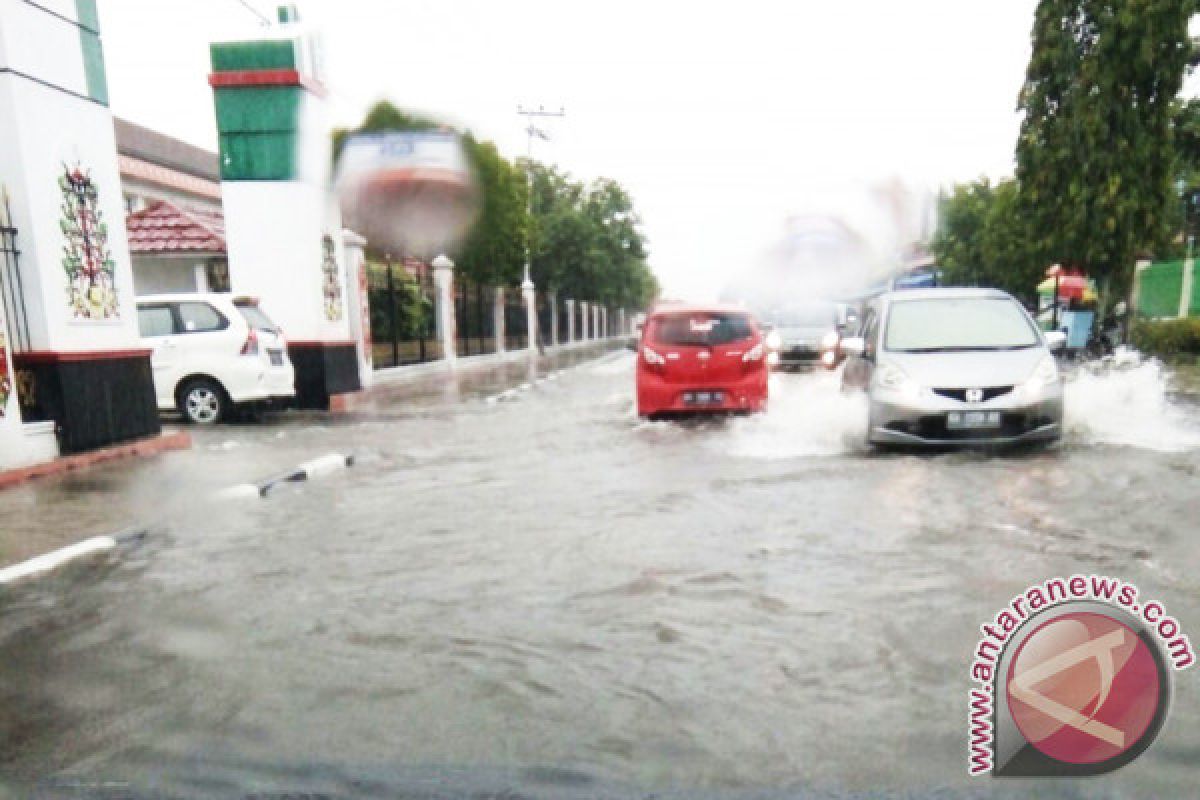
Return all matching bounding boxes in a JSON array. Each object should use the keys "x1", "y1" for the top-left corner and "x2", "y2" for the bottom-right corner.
[
  {"x1": 232, "y1": 0, "x2": 273, "y2": 26},
  {"x1": 516, "y1": 105, "x2": 564, "y2": 353},
  {"x1": 516, "y1": 105, "x2": 565, "y2": 287}
]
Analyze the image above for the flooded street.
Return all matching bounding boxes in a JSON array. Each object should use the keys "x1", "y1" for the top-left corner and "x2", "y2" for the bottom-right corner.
[{"x1": 2, "y1": 350, "x2": 1199, "y2": 798}]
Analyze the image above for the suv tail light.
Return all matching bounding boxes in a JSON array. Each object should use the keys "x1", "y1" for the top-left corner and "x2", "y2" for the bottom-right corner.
[{"x1": 240, "y1": 328, "x2": 259, "y2": 356}]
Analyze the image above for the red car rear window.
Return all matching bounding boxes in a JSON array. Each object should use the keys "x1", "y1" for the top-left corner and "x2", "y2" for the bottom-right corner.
[{"x1": 648, "y1": 312, "x2": 755, "y2": 346}]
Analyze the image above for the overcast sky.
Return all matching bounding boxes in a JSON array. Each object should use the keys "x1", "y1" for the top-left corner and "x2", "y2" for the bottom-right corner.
[{"x1": 98, "y1": 1, "x2": 1052, "y2": 298}]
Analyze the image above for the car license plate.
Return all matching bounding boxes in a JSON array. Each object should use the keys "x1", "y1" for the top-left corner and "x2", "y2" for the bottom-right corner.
[
  {"x1": 268, "y1": 349, "x2": 284, "y2": 366},
  {"x1": 684, "y1": 391, "x2": 724, "y2": 406},
  {"x1": 947, "y1": 411, "x2": 1001, "y2": 430}
]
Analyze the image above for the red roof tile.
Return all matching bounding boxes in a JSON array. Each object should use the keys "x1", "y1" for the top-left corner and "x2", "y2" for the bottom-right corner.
[{"x1": 125, "y1": 200, "x2": 226, "y2": 255}]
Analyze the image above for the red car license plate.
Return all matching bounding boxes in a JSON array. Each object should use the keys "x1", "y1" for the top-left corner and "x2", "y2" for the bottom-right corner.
[{"x1": 684, "y1": 391, "x2": 725, "y2": 406}]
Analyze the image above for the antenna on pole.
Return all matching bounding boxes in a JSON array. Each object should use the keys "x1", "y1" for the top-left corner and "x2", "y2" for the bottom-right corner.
[{"x1": 232, "y1": 0, "x2": 273, "y2": 26}]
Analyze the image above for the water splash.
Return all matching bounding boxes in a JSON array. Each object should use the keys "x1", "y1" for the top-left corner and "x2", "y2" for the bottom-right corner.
[
  {"x1": 1064, "y1": 351, "x2": 1200, "y2": 452},
  {"x1": 709, "y1": 369, "x2": 868, "y2": 458}
]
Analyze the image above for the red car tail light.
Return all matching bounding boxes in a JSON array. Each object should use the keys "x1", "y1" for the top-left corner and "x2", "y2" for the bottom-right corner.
[
  {"x1": 741, "y1": 340, "x2": 765, "y2": 363},
  {"x1": 240, "y1": 327, "x2": 259, "y2": 356},
  {"x1": 642, "y1": 345, "x2": 666, "y2": 367}
]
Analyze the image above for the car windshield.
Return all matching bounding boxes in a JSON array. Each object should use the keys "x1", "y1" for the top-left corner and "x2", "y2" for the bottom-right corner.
[
  {"x1": 235, "y1": 303, "x2": 281, "y2": 333},
  {"x1": 885, "y1": 296, "x2": 1039, "y2": 352},
  {"x1": 650, "y1": 312, "x2": 754, "y2": 346}
]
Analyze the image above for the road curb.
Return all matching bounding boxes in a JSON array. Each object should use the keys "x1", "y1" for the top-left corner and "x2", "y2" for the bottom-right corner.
[
  {"x1": 0, "y1": 528, "x2": 147, "y2": 586},
  {"x1": 0, "y1": 430, "x2": 192, "y2": 492},
  {"x1": 218, "y1": 452, "x2": 355, "y2": 499}
]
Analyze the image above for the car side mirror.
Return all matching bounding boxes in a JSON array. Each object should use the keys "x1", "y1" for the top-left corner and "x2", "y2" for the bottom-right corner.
[
  {"x1": 1044, "y1": 330, "x2": 1067, "y2": 352},
  {"x1": 840, "y1": 336, "x2": 866, "y2": 358}
]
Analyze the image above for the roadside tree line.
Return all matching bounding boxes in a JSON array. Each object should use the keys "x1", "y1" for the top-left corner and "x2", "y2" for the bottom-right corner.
[
  {"x1": 933, "y1": 0, "x2": 1196, "y2": 316},
  {"x1": 332, "y1": 101, "x2": 659, "y2": 310}
]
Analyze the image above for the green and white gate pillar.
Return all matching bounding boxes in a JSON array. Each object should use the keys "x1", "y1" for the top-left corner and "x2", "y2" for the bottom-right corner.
[
  {"x1": 0, "y1": 0, "x2": 158, "y2": 463},
  {"x1": 565, "y1": 298, "x2": 575, "y2": 344},
  {"x1": 208, "y1": 6, "x2": 362, "y2": 409},
  {"x1": 580, "y1": 302, "x2": 590, "y2": 341}
]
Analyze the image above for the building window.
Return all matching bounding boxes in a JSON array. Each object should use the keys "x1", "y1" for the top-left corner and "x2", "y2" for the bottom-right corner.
[{"x1": 206, "y1": 259, "x2": 231, "y2": 293}]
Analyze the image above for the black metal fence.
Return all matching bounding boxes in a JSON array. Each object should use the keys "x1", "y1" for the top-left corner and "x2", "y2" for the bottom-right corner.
[
  {"x1": 556, "y1": 296, "x2": 569, "y2": 343},
  {"x1": 1, "y1": 202, "x2": 31, "y2": 353},
  {"x1": 504, "y1": 289, "x2": 527, "y2": 351},
  {"x1": 366, "y1": 260, "x2": 625, "y2": 366},
  {"x1": 455, "y1": 278, "x2": 494, "y2": 357},
  {"x1": 367, "y1": 261, "x2": 440, "y2": 368},
  {"x1": 537, "y1": 294, "x2": 553, "y2": 348}
]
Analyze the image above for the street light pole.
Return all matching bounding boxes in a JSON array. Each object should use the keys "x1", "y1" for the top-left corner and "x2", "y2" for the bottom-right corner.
[
  {"x1": 516, "y1": 106, "x2": 564, "y2": 354},
  {"x1": 516, "y1": 105, "x2": 565, "y2": 288}
]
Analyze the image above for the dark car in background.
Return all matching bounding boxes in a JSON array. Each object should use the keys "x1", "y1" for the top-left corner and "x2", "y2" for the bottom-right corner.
[{"x1": 760, "y1": 300, "x2": 848, "y2": 370}]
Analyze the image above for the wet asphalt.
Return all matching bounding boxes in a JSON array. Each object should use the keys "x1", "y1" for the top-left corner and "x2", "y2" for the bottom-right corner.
[{"x1": 0, "y1": 348, "x2": 1198, "y2": 799}]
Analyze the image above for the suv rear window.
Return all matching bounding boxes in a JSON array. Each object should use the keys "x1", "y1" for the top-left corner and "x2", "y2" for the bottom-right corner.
[
  {"x1": 235, "y1": 303, "x2": 281, "y2": 333},
  {"x1": 137, "y1": 306, "x2": 175, "y2": 337},
  {"x1": 177, "y1": 302, "x2": 227, "y2": 333},
  {"x1": 649, "y1": 312, "x2": 755, "y2": 346}
]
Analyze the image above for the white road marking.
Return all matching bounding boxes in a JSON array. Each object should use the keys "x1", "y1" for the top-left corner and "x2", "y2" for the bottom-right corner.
[{"x1": 0, "y1": 536, "x2": 117, "y2": 585}]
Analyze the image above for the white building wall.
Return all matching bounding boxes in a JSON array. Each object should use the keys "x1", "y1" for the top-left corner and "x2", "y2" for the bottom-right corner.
[
  {"x1": 121, "y1": 177, "x2": 221, "y2": 215},
  {"x1": 0, "y1": 0, "x2": 88, "y2": 96},
  {"x1": 222, "y1": 182, "x2": 351, "y2": 343},
  {"x1": 0, "y1": 0, "x2": 145, "y2": 468},
  {"x1": 132, "y1": 256, "x2": 207, "y2": 296}
]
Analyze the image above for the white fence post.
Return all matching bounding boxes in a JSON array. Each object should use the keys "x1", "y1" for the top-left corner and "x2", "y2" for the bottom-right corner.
[{"x1": 432, "y1": 254, "x2": 456, "y2": 363}]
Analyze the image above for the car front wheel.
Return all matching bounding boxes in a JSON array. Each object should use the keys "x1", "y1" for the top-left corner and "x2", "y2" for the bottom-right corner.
[{"x1": 178, "y1": 378, "x2": 227, "y2": 425}]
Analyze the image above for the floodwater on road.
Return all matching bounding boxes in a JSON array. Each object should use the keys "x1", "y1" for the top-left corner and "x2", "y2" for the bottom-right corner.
[{"x1": 1, "y1": 350, "x2": 1199, "y2": 798}]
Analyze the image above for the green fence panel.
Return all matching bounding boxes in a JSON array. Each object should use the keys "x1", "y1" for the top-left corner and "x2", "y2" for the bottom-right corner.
[
  {"x1": 1138, "y1": 260, "x2": 1184, "y2": 318},
  {"x1": 1193, "y1": 264, "x2": 1200, "y2": 317}
]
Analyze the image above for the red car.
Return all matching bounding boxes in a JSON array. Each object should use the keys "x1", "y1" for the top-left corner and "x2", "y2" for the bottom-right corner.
[{"x1": 636, "y1": 305, "x2": 769, "y2": 418}]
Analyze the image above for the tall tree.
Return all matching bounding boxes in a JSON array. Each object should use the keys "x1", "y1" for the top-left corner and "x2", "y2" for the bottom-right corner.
[
  {"x1": 457, "y1": 135, "x2": 529, "y2": 286},
  {"x1": 933, "y1": 178, "x2": 1050, "y2": 304},
  {"x1": 1015, "y1": 0, "x2": 1193, "y2": 306},
  {"x1": 334, "y1": 101, "x2": 658, "y2": 306}
]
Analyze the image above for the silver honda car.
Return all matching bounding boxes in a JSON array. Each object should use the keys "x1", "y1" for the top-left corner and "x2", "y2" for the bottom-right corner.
[{"x1": 840, "y1": 288, "x2": 1066, "y2": 446}]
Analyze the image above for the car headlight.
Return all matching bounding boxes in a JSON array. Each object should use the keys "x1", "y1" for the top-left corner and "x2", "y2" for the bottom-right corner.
[
  {"x1": 765, "y1": 330, "x2": 782, "y2": 350},
  {"x1": 1021, "y1": 355, "x2": 1059, "y2": 395},
  {"x1": 821, "y1": 330, "x2": 839, "y2": 349},
  {"x1": 874, "y1": 362, "x2": 920, "y2": 397}
]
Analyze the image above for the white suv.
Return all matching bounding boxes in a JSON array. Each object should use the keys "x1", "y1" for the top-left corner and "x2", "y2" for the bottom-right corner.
[{"x1": 136, "y1": 293, "x2": 295, "y2": 424}]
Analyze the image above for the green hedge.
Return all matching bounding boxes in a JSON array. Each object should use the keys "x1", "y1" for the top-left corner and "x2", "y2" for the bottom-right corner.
[{"x1": 1130, "y1": 318, "x2": 1200, "y2": 358}]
